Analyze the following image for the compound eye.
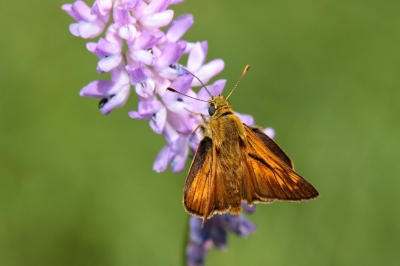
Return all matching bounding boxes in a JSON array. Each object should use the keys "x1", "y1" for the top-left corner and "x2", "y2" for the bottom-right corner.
[{"x1": 208, "y1": 104, "x2": 216, "y2": 116}]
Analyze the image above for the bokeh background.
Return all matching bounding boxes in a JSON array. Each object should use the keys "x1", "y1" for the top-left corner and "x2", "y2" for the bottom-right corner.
[{"x1": 1, "y1": 0, "x2": 399, "y2": 265}]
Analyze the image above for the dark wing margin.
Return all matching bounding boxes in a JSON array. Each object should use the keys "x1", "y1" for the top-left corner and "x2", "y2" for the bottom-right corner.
[
  {"x1": 249, "y1": 126, "x2": 294, "y2": 169},
  {"x1": 183, "y1": 137, "x2": 213, "y2": 217},
  {"x1": 244, "y1": 126, "x2": 319, "y2": 202}
]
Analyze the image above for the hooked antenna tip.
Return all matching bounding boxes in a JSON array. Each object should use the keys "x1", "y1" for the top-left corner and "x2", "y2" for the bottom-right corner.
[
  {"x1": 243, "y1": 64, "x2": 251, "y2": 74},
  {"x1": 166, "y1": 86, "x2": 209, "y2": 103},
  {"x1": 167, "y1": 87, "x2": 178, "y2": 92},
  {"x1": 225, "y1": 64, "x2": 252, "y2": 100}
]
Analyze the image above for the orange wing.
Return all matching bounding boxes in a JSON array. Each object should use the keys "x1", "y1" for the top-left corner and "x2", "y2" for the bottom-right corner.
[
  {"x1": 249, "y1": 126, "x2": 294, "y2": 169},
  {"x1": 243, "y1": 126, "x2": 319, "y2": 203},
  {"x1": 183, "y1": 137, "x2": 217, "y2": 222}
]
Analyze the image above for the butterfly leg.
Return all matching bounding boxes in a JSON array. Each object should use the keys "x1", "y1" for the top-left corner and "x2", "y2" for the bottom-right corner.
[
  {"x1": 177, "y1": 124, "x2": 205, "y2": 135},
  {"x1": 184, "y1": 107, "x2": 202, "y2": 115},
  {"x1": 183, "y1": 107, "x2": 208, "y2": 124}
]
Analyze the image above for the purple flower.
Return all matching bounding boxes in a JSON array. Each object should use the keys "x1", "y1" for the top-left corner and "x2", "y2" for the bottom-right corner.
[
  {"x1": 87, "y1": 38, "x2": 122, "y2": 73},
  {"x1": 127, "y1": 30, "x2": 162, "y2": 65},
  {"x1": 62, "y1": 0, "x2": 109, "y2": 38},
  {"x1": 264, "y1": 127, "x2": 275, "y2": 138},
  {"x1": 154, "y1": 41, "x2": 188, "y2": 79},
  {"x1": 113, "y1": 5, "x2": 137, "y2": 40},
  {"x1": 153, "y1": 134, "x2": 189, "y2": 173},
  {"x1": 186, "y1": 42, "x2": 224, "y2": 86},
  {"x1": 235, "y1": 112, "x2": 255, "y2": 126},
  {"x1": 165, "y1": 14, "x2": 194, "y2": 43},
  {"x1": 91, "y1": 0, "x2": 113, "y2": 17},
  {"x1": 63, "y1": 1, "x2": 276, "y2": 265},
  {"x1": 126, "y1": 63, "x2": 155, "y2": 98},
  {"x1": 79, "y1": 61, "x2": 130, "y2": 115},
  {"x1": 128, "y1": 98, "x2": 167, "y2": 134},
  {"x1": 153, "y1": 75, "x2": 200, "y2": 173},
  {"x1": 186, "y1": 202, "x2": 256, "y2": 266}
]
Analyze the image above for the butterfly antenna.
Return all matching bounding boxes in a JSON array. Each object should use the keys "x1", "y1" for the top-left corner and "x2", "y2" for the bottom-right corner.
[
  {"x1": 226, "y1": 65, "x2": 251, "y2": 100},
  {"x1": 166, "y1": 87, "x2": 209, "y2": 103},
  {"x1": 183, "y1": 68, "x2": 213, "y2": 97}
]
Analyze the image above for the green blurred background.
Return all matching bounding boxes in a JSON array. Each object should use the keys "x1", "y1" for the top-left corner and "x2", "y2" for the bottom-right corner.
[{"x1": 1, "y1": 0, "x2": 399, "y2": 265}]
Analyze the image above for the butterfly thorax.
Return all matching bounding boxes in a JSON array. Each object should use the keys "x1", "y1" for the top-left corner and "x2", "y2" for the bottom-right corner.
[{"x1": 204, "y1": 95, "x2": 247, "y2": 144}]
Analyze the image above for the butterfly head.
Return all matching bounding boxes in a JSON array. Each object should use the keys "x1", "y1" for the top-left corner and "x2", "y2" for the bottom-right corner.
[
  {"x1": 207, "y1": 65, "x2": 251, "y2": 117},
  {"x1": 208, "y1": 95, "x2": 232, "y2": 117},
  {"x1": 167, "y1": 65, "x2": 251, "y2": 117}
]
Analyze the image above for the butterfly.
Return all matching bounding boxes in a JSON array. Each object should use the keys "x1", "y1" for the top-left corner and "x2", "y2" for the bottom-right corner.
[{"x1": 168, "y1": 65, "x2": 319, "y2": 227}]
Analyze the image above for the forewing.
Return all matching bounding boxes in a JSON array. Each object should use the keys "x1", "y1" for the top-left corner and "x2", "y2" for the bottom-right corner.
[
  {"x1": 183, "y1": 137, "x2": 215, "y2": 218},
  {"x1": 244, "y1": 126, "x2": 319, "y2": 202},
  {"x1": 249, "y1": 126, "x2": 294, "y2": 169}
]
